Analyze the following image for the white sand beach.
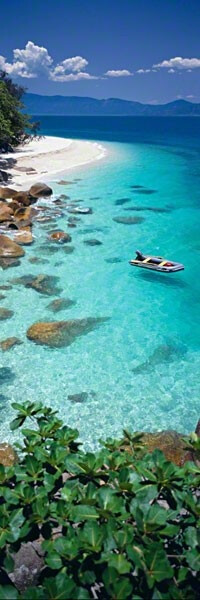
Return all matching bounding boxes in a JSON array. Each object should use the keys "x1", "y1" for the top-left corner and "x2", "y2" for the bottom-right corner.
[{"x1": 5, "y1": 136, "x2": 106, "y2": 187}]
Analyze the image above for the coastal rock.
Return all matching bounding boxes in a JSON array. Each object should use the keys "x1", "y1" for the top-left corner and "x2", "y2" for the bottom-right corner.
[
  {"x1": 113, "y1": 216, "x2": 144, "y2": 225},
  {"x1": 48, "y1": 230, "x2": 72, "y2": 244},
  {"x1": 57, "y1": 180, "x2": 74, "y2": 185},
  {"x1": 14, "y1": 206, "x2": 37, "y2": 221},
  {"x1": 28, "y1": 256, "x2": 49, "y2": 264},
  {"x1": 13, "y1": 191, "x2": 33, "y2": 206},
  {"x1": 47, "y1": 298, "x2": 76, "y2": 312},
  {"x1": 67, "y1": 207, "x2": 93, "y2": 215},
  {"x1": 15, "y1": 166, "x2": 36, "y2": 173},
  {"x1": 0, "y1": 235, "x2": 25, "y2": 258},
  {"x1": 0, "y1": 308, "x2": 14, "y2": 320},
  {"x1": 29, "y1": 182, "x2": 53, "y2": 198},
  {"x1": 0, "y1": 205, "x2": 14, "y2": 222},
  {"x1": 14, "y1": 229, "x2": 33, "y2": 245},
  {"x1": 59, "y1": 194, "x2": 70, "y2": 200},
  {"x1": 142, "y1": 431, "x2": 193, "y2": 466},
  {"x1": 0, "y1": 443, "x2": 18, "y2": 466},
  {"x1": 0, "y1": 337, "x2": 23, "y2": 351},
  {"x1": 27, "y1": 316, "x2": 109, "y2": 348},
  {"x1": 0, "y1": 186, "x2": 17, "y2": 200},
  {"x1": 0, "y1": 169, "x2": 9, "y2": 183},
  {"x1": 83, "y1": 239, "x2": 102, "y2": 246}
]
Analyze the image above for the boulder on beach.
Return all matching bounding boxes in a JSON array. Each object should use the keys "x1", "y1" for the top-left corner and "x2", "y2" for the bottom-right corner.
[
  {"x1": 13, "y1": 191, "x2": 33, "y2": 206},
  {"x1": 47, "y1": 298, "x2": 76, "y2": 312},
  {"x1": 0, "y1": 187, "x2": 17, "y2": 200},
  {"x1": 0, "y1": 205, "x2": 14, "y2": 222},
  {"x1": 14, "y1": 206, "x2": 37, "y2": 221},
  {"x1": 113, "y1": 216, "x2": 145, "y2": 225},
  {"x1": 0, "y1": 235, "x2": 25, "y2": 258},
  {"x1": 27, "y1": 316, "x2": 109, "y2": 348},
  {"x1": 14, "y1": 229, "x2": 33, "y2": 245},
  {"x1": 0, "y1": 443, "x2": 18, "y2": 466},
  {"x1": 48, "y1": 230, "x2": 72, "y2": 244},
  {"x1": 0, "y1": 307, "x2": 14, "y2": 320},
  {"x1": 0, "y1": 337, "x2": 23, "y2": 351},
  {"x1": 29, "y1": 183, "x2": 53, "y2": 198}
]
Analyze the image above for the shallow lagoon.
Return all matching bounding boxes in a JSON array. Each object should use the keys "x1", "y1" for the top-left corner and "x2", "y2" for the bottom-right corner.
[{"x1": 0, "y1": 129, "x2": 200, "y2": 448}]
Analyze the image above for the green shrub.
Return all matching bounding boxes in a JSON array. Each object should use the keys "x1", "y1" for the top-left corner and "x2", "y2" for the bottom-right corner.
[{"x1": 0, "y1": 402, "x2": 199, "y2": 599}]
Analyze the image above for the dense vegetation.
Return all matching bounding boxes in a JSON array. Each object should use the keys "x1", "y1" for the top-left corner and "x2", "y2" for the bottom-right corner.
[
  {"x1": 0, "y1": 402, "x2": 199, "y2": 599},
  {"x1": 0, "y1": 71, "x2": 39, "y2": 151}
]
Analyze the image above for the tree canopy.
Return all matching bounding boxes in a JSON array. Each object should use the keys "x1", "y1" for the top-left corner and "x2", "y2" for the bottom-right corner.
[{"x1": 0, "y1": 71, "x2": 39, "y2": 151}]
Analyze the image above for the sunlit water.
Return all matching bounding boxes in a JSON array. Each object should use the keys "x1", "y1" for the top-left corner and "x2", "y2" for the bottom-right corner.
[{"x1": 0, "y1": 118, "x2": 200, "y2": 448}]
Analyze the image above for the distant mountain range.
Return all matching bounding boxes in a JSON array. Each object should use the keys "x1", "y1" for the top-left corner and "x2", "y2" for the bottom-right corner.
[{"x1": 24, "y1": 94, "x2": 200, "y2": 116}]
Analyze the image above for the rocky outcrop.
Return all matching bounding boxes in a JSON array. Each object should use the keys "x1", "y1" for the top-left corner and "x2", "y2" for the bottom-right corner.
[
  {"x1": 26, "y1": 317, "x2": 109, "y2": 348},
  {"x1": 0, "y1": 443, "x2": 18, "y2": 466},
  {"x1": 0, "y1": 205, "x2": 14, "y2": 222},
  {"x1": 0, "y1": 235, "x2": 25, "y2": 257},
  {"x1": 48, "y1": 231, "x2": 72, "y2": 244},
  {"x1": 0, "y1": 187, "x2": 17, "y2": 200},
  {"x1": 0, "y1": 337, "x2": 23, "y2": 351},
  {"x1": 29, "y1": 183, "x2": 53, "y2": 198},
  {"x1": 14, "y1": 229, "x2": 33, "y2": 245}
]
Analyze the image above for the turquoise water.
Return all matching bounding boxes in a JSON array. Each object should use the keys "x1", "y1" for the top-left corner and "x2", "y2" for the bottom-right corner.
[{"x1": 0, "y1": 120, "x2": 200, "y2": 447}]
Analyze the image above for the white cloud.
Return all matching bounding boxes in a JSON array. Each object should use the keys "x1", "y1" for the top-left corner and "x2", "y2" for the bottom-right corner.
[
  {"x1": 105, "y1": 69, "x2": 132, "y2": 77},
  {"x1": 0, "y1": 41, "x2": 53, "y2": 78},
  {"x1": 154, "y1": 56, "x2": 200, "y2": 70},
  {"x1": 168, "y1": 68, "x2": 175, "y2": 73},
  {"x1": 186, "y1": 94, "x2": 195, "y2": 98},
  {"x1": 0, "y1": 41, "x2": 97, "y2": 82},
  {"x1": 136, "y1": 68, "x2": 151, "y2": 74}
]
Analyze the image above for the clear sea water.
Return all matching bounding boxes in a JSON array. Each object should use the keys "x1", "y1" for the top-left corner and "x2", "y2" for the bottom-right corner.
[{"x1": 0, "y1": 117, "x2": 200, "y2": 448}]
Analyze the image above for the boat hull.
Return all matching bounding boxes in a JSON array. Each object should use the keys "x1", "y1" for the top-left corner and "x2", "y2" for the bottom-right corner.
[{"x1": 129, "y1": 260, "x2": 184, "y2": 273}]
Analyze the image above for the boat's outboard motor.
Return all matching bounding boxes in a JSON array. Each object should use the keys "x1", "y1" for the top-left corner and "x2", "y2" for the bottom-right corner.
[{"x1": 136, "y1": 250, "x2": 145, "y2": 261}]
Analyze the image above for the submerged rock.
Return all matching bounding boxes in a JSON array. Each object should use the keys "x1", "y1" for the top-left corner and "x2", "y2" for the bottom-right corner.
[
  {"x1": 28, "y1": 257, "x2": 49, "y2": 264},
  {"x1": 68, "y1": 392, "x2": 88, "y2": 403},
  {"x1": 27, "y1": 316, "x2": 109, "y2": 348},
  {"x1": 0, "y1": 337, "x2": 23, "y2": 351},
  {"x1": 48, "y1": 231, "x2": 72, "y2": 244},
  {"x1": 67, "y1": 207, "x2": 92, "y2": 215},
  {"x1": 0, "y1": 443, "x2": 18, "y2": 466},
  {"x1": 83, "y1": 239, "x2": 102, "y2": 246},
  {"x1": 132, "y1": 342, "x2": 187, "y2": 373},
  {"x1": 11, "y1": 274, "x2": 62, "y2": 296},
  {"x1": 0, "y1": 235, "x2": 25, "y2": 258},
  {"x1": 14, "y1": 229, "x2": 33, "y2": 245},
  {"x1": 115, "y1": 198, "x2": 131, "y2": 206},
  {"x1": 47, "y1": 298, "x2": 76, "y2": 312},
  {"x1": 125, "y1": 206, "x2": 171, "y2": 213},
  {"x1": 142, "y1": 431, "x2": 192, "y2": 466},
  {"x1": 130, "y1": 185, "x2": 144, "y2": 189},
  {"x1": 0, "y1": 294, "x2": 6, "y2": 300},
  {"x1": 0, "y1": 284, "x2": 12, "y2": 290},
  {"x1": 0, "y1": 257, "x2": 21, "y2": 270},
  {"x1": 63, "y1": 246, "x2": 75, "y2": 254},
  {"x1": 131, "y1": 189, "x2": 157, "y2": 194},
  {"x1": 0, "y1": 366, "x2": 15, "y2": 384},
  {"x1": 0, "y1": 308, "x2": 13, "y2": 320},
  {"x1": 113, "y1": 216, "x2": 144, "y2": 225},
  {"x1": 105, "y1": 257, "x2": 122, "y2": 263}
]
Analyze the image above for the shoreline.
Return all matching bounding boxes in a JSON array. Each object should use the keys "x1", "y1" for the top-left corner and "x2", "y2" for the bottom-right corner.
[{"x1": 4, "y1": 136, "x2": 107, "y2": 187}]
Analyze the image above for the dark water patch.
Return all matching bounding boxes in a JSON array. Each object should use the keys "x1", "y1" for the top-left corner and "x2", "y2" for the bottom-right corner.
[
  {"x1": 0, "y1": 285, "x2": 12, "y2": 290},
  {"x1": 90, "y1": 196, "x2": 100, "y2": 200},
  {"x1": 78, "y1": 226, "x2": 109, "y2": 234},
  {"x1": 0, "y1": 393, "x2": 7, "y2": 409},
  {"x1": 135, "y1": 270, "x2": 187, "y2": 289},
  {"x1": 105, "y1": 257, "x2": 122, "y2": 264},
  {"x1": 132, "y1": 341, "x2": 187, "y2": 374},
  {"x1": 131, "y1": 189, "x2": 157, "y2": 195},
  {"x1": 47, "y1": 298, "x2": 76, "y2": 312},
  {"x1": 68, "y1": 216, "x2": 82, "y2": 223},
  {"x1": 115, "y1": 198, "x2": 132, "y2": 206},
  {"x1": 125, "y1": 206, "x2": 171, "y2": 213},
  {"x1": 0, "y1": 294, "x2": 6, "y2": 300},
  {"x1": 83, "y1": 239, "x2": 102, "y2": 246},
  {"x1": 113, "y1": 216, "x2": 145, "y2": 224},
  {"x1": 38, "y1": 244, "x2": 60, "y2": 255},
  {"x1": 0, "y1": 367, "x2": 15, "y2": 385}
]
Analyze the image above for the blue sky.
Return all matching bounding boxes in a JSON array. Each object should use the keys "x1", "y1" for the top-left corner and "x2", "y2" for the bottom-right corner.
[{"x1": 1, "y1": 0, "x2": 200, "y2": 103}]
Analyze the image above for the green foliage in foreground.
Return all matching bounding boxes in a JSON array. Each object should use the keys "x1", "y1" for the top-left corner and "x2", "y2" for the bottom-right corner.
[
  {"x1": 0, "y1": 71, "x2": 39, "y2": 151},
  {"x1": 0, "y1": 402, "x2": 199, "y2": 599}
]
